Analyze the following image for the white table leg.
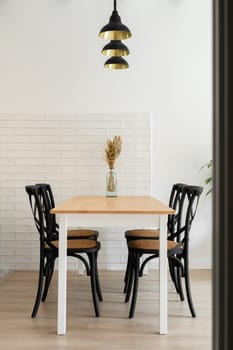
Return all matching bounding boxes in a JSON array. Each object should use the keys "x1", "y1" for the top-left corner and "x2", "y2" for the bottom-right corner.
[
  {"x1": 57, "y1": 214, "x2": 67, "y2": 335},
  {"x1": 159, "y1": 215, "x2": 168, "y2": 334}
]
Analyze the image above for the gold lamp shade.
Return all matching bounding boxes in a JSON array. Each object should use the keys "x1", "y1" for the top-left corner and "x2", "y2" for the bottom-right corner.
[
  {"x1": 102, "y1": 40, "x2": 130, "y2": 56},
  {"x1": 99, "y1": 0, "x2": 132, "y2": 41},
  {"x1": 104, "y1": 56, "x2": 129, "y2": 70}
]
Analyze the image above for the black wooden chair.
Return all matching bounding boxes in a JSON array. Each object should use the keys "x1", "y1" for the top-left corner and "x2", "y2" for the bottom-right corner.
[
  {"x1": 25, "y1": 184, "x2": 103, "y2": 318},
  {"x1": 123, "y1": 183, "x2": 187, "y2": 294},
  {"x1": 124, "y1": 184, "x2": 203, "y2": 319}
]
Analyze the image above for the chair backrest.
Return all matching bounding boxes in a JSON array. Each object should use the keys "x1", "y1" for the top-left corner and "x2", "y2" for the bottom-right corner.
[
  {"x1": 25, "y1": 184, "x2": 56, "y2": 246},
  {"x1": 36, "y1": 183, "x2": 56, "y2": 209},
  {"x1": 170, "y1": 184, "x2": 203, "y2": 249},
  {"x1": 184, "y1": 185, "x2": 203, "y2": 237},
  {"x1": 36, "y1": 183, "x2": 58, "y2": 238},
  {"x1": 167, "y1": 183, "x2": 187, "y2": 238}
]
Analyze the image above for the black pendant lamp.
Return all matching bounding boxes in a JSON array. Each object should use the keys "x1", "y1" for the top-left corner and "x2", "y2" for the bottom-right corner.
[
  {"x1": 99, "y1": 0, "x2": 132, "y2": 40},
  {"x1": 104, "y1": 56, "x2": 129, "y2": 70},
  {"x1": 99, "y1": 0, "x2": 132, "y2": 70},
  {"x1": 102, "y1": 40, "x2": 130, "y2": 56}
]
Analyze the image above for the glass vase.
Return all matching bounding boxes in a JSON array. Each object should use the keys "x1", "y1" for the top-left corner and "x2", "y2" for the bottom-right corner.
[{"x1": 106, "y1": 168, "x2": 117, "y2": 197}]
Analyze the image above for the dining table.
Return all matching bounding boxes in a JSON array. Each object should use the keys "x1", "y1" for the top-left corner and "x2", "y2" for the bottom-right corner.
[{"x1": 51, "y1": 195, "x2": 175, "y2": 336}]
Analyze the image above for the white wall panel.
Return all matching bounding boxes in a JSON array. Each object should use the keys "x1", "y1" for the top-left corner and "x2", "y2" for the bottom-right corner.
[{"x1": 0, "y1": 113, "x2": 151, "y2": 270}]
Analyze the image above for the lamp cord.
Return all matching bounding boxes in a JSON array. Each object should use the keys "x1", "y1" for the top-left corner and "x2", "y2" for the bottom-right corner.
[{"x1": 114, "y1": 0, "x2": 117, "y2": 11}]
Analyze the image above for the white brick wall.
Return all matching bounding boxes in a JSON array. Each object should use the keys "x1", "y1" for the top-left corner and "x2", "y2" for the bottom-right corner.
[{"x1": 0, "y1": 113, "x2": 151, "y2": 270}]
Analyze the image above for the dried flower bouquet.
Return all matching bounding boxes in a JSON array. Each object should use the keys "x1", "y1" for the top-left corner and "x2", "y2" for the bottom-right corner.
[
  {"x1": 104, "y1": 135, "x2": 122, "y2": 195},
  {"x1": 105, "y1": 135, "x2": 122, "y2": 169}
]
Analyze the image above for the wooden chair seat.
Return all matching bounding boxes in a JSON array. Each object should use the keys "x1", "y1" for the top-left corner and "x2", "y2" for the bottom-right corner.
[
  {"x1": 67, "y1": 229, "x2": 98, "y2": 239},
  {"x1": 46, "y1": 239, "x2": 99, "y2": 250},
  {"x1": 128, "y1": 239, "x2": 178, "y2": 251},
  {"x1": 125, "y1": 229, "x2": 160, "y2": 239}
]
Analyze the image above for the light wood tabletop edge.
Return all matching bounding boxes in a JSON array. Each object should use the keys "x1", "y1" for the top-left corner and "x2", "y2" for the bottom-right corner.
[{"x1": 50, "y1": 195, "x2": 175, "y2": 215}]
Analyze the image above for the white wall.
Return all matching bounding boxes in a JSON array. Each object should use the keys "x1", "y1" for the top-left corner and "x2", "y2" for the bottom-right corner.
[
  {"x1": 0, "y1": 0, "x2": 212, "y2": 268},
  {"x1": 0, "y1": 113, "x2": 151, "y2": 270}
]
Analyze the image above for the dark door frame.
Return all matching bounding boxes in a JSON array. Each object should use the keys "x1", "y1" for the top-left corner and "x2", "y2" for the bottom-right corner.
[{"x1": 213, "y1": 1, "x2": 233, "y2": 349}]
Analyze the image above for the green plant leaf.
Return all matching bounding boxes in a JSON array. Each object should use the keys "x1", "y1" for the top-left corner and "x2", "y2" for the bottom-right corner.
[{"x1": 205, "y1": 177, "x2": 212, "y2": 185}]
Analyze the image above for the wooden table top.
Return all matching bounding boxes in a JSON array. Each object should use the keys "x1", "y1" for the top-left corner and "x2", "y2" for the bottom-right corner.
[{"x1": 50, "y1": 195, "x2": 175, "y2": 215}]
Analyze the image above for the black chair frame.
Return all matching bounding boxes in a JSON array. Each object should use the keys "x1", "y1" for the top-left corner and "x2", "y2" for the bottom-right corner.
[
  {"x1": 26, "y1": 184, "x2": 102, "y2": 318},
  {"x1": 124, "y1": 183, "x2": 187, "y2": 294},
  {"x1": 125, "y1": 184, "x2": 203, "y2": 319}
]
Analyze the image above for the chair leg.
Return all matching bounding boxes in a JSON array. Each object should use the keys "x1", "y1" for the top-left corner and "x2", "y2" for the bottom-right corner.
[
  {"x1": 168, "y1": 257, "x2": 180, "y2": 295},
  {"x1": 95, "y1": 251, "x2": 103, "y2": 302},
  {"x1": 88, "y1": 253, "x2": 100, "y2": 317},
  {"x1": 124, "y1": 250, "x2": 130, "y2": 283},
  {"x1": 124, "y1": 252, "x2": 134, "y2": 302},
  {"x1": 41, "y1": 257, "x2": 55, "y2": 302},
  {"x1": 184, "y1": 256, "x2": 196, "y2": 317},
  {"x1": 74, "y1": 254, "x2": 91, "y2": 276},
  {"x1": 31, "y1": 254, "x2": 44, "y2": 318},
  {"x1": 176, "y1": 263, "x2": 185, "y2": 301},
  {"x1": 129, "y1": 252, "x2": 140, "y2": 318},
  {"x1": 123, "y1": 251, "x2": 132, "y2": 293},
  {"x1": 138, "y1": 254, "x2": 156, "y2": 277}
]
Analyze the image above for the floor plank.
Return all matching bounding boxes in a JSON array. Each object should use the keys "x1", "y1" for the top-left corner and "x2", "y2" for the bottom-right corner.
[{"x1": 0, "y1": 270, "x2": 211, "y2": 349}]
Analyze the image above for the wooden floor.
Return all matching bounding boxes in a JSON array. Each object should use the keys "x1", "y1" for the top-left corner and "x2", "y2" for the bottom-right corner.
[{"x1": 0, "y1": 270, "x2": 211, "y2": 350}]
